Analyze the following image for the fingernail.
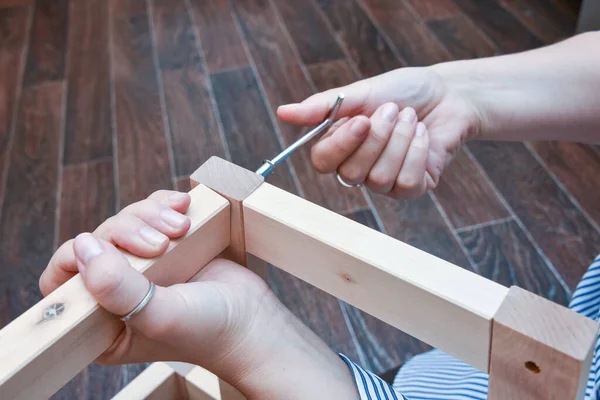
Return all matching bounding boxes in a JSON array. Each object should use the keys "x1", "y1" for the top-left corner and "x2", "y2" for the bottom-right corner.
[
  {"x1": 416, "y1": 123, "x2": 427, "y2": 137},
  {"x1": 168, "y1": 191, "x2": 186, "y2": 202},
  {"x1": 161, "y1": 208, "x2": 187, "y2": 228},
  {"x1": 381, "y1": 103, "x2": 399, "y2": 122},
  {"x1": 75, "y1": 233, "x2": 105, "y2": 265},
  {"x1": 279, "y1": 103, "x2": 299, "y2": 110},
  {"x1": 399, "y1": 108, "x2": 417, "y2": 124},
  {"x1": 139, "y1": 226, "x2": 168, "y2": 246}
]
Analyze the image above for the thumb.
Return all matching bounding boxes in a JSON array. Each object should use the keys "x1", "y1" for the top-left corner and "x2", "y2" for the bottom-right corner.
[
  {"x1": 73, "y1": 233, "x2": 181, "y2": 338},
  {"x1": 277, "y1": 79, "x2": 373, "y2": 126}
]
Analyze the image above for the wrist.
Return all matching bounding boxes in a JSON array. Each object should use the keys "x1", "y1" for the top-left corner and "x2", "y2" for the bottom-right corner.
[{"x1": 210, "y1": 292, "x2": 359, "y2": 399}]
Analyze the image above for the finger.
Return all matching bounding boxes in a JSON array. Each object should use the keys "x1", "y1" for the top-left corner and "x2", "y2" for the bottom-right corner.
[
  {"x1": 390, "y1": 122, "x2": 430, "y2": 200},
  {"x1": 147, "y1": 190, "x2": 191, "y2": 214},
  {"x1": 119, "y1": 198, "x2": 191, "y2": 239},
  {"x1": 338, "y1": 103, "x2": 399, "y2": 185},
  {"x1": 39, "y1": 239, "x2": 78, "y2": 296},
  {"x1": 311, "y1": 116, "x2": 370, "y2": 174},
  {"x1": 277, "y1": 79, "x2": 373, "y2": 125},
  {"x1": 366, "y1": 107, "x2": 418, "y2": 193},
  {"x1": 94, "y1": 213, "x2": 169, "y2": 257},
  {"x1": 73, "y1": 233, "x2": 185, "y2": 339}
]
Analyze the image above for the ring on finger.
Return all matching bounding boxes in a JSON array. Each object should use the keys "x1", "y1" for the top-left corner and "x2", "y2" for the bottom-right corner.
[
  {"x1": 336, "y1": 173, "x2": 363, "y2": 188},
  {"x1": 120, "y1": 282, "x2": 156, "y2": 322}
]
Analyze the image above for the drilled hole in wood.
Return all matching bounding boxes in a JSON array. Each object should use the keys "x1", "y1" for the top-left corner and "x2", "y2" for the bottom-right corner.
[{"x1": 524, "y1": 361, "x2": 541, "y2": 374}]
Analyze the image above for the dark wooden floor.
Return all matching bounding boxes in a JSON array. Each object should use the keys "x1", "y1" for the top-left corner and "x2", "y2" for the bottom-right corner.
[{"x1": 1, "y1": 0, "x2": 599, "y2": 398}]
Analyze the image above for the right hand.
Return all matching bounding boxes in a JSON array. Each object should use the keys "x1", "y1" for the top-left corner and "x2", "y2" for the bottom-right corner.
[{"x1": 277, "y1": 66, "x2": 482, "y2": 199}]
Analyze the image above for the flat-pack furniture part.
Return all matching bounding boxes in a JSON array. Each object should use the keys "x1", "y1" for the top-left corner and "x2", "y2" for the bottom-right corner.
[{"x1": 0, "y1": 157, "x2": 597, "y2": 400}]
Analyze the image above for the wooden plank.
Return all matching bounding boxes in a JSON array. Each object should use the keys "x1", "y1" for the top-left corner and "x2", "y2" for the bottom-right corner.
[
  {"x1": 23, "y1": 0, "x2": 68, "y2": 87},
  {"x1": 531, "y1": 142, "x2": 600, "y2": 229},
  {"x1": 209, "y1": 67, "x2": 296, "y2": 193},
  {"x1": 0, "y1": 83, "x2": 64, "y2": 324},
  {"x1": 152, "y1": 0, "x2": 227, "y2": 177},
  {"x1": 434, "y1": 151, "x2": 509, "y2": 229},
  {"x1": 469, "y1": 141, "x2": 600, "y2": 289},
  {"x1": 232, "y1": 1, "x2": 368, "y2": 213},
  {"x1": 271, "y1": 0, "x2": 344, "y2": 64},
  {"x1": 0, "y1": 185, "x2": 229, "y2": 400},
  {"x1": 0, "y1": 5, "x2": 29, "y2": 213},
  {"x1": 489, "y1": 286, "x2": 598, "y2": 399},
  {"x1": 404, "y1": 0, "x2": 460, "y2": 20},
  {"x1": 452, "y1": 0, "x2": 543, "y2": 53},
  {"x1": 184, "y1": 366, "x2": 220, "y2": 400},
  {"x1": 187, "y1": 0, "x2": 248, "y2": 72},
  {"x1": 427, "y1": 15, "x2": 499, "y2": 60},
  {"x1": 360, "y1": 0, "x2": 451, "y2": 66},
  {"x1": 578, "y1": 0, "x2": 600, "y2": 32},
  {"x1": 314, "y1": 0, "x2": 402, "y2": 74},
  {"x1": 111, "y1": 363, "x2": 183, "y2": 400},
  {"x1": 372, "y1": 193, "x2": 472, "y2": 268},
  {"x1": 497, "y1": 0, "x2": 575, "y2": 43},
  {"x1": 244, "y1": 183, "x2": 509, "y2": 371},
  {"x1": 190, "y1": 157, "x2": 263, "y2": 266},
  {"x1": 111, "y1": 0, "x2": 172, "y2": 206},
  {"x1": 341, "y1": 209, "x2": 431, "y2": 374},
  {"x1": 63, "y1": 0, "x2": 112, "y2": 164},
  {"x1": 459, "y1": 219, "x2": 570, "y2": 306}
]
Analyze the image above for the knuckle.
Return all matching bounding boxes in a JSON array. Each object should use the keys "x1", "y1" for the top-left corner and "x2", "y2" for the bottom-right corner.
[
  {"x1": 87, "y1": 265, "x2": 125, "y2": 299},
  {"x1": 395, "y1": 175, "x2": 421, "y2": 192},
  {"x1": 339, "y1": 164, "x2": 364, "y2": 184},
  {"x1": 368, "y1": 170, "x2": 394, "y2": 191},
  {"x1": 311, "y1": 150, "x2": 331, "y2": 174},
  {"x1": 368, "y1": 129, "x2": 389, "y2": 146}
]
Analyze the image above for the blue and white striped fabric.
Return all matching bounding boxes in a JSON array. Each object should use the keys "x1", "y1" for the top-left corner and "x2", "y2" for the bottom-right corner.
[{"x1": 342, "y1": 254, "x2": 600, "y2": 400}]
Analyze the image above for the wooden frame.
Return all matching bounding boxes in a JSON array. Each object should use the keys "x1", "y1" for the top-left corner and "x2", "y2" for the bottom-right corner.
[{"x1": 0, "y1": 157, "x2": 597, "y2": 399}]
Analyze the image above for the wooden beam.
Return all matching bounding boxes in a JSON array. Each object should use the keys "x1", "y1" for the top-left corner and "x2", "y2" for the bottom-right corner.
[
  {"x1": 111, "y1": 363, "x2": 184, "y2": 400},
  {"x1": 0, "y1": 185, "x2": 230, "y2": 400},
  {"x1": 184, "y1": 366, "x2": 245, "y2": 400},
  {"x1": 488, "y1": 286, "x2": 598, "y2": 399},
  {"x1": 190, "y1": 156, "x2": 263, "y2": 270},
  {"x1": 243, "y1": 183, "x2": 509, "y2": 371}
]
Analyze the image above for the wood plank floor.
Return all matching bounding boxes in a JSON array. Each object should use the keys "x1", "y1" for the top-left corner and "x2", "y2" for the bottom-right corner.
[{"x1": 0, "y1": 0, "x2": 596, "y2": 398}]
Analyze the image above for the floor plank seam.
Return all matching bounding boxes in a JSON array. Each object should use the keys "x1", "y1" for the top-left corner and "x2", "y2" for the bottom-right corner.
[
  {"x1": 464, "y1": 146, "x2": 572, "y2": 296},
  {"x1": 524, "y1": 141, "x2": 600, "y2": 235},
  {"x1": 107, "y1": 0, "x2": 120, "y2": 213},
  {"x1": 455, "y1": 216, "x2": 515, "y2": 234}
]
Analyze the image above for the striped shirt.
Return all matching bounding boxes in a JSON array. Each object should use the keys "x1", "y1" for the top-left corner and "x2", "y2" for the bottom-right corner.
[{"x1": 341, "y1": 254, "x2": 600, "y2": 400}]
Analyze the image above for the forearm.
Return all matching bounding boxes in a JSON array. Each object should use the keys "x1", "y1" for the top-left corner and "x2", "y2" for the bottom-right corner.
[
  {"x1": 208, "y1": 293, "x2": 360, "y2": 400},
  {"x1": 433, "y1": 31, "x2": 600, "y2": 143}
]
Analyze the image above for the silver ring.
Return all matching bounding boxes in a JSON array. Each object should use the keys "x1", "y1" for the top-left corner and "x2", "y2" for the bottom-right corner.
[
  {"x1": 336, "y1": 173, "x2": 363, "y2": 188},
  {"x1": 120, "y1": 282, "x2": 156, "y2": 322}
]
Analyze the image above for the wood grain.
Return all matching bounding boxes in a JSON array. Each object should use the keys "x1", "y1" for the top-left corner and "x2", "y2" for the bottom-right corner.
[
  {"x1": 187, "y1": 0, "x2": 248, "y2": 72},
  {"x1": 469, "y1": 141, "x2": 600, "y2": 289},
  {"x1": 111, "y1": 363, "x2": 183, "y2": 400},
  {"x1": 58, "y1": 161, "x2": 115, "y2": 245},
  {"x1": 360, "y1": 0, "x2": 451, "y2": 66},
  {"x1": 314, "y1": 0, "x2": 402, "y2": 75},
  {"x1": 341, "y1": 209, "x2": 431, "y2": 374},
  {"x1": 372, "y1": 193, "x2": 472, "y2": 268},
  {"x1": 434, "y1": 151, "x2": 510, "y2": 229},
  {"x1": 245, "y1": 183, "x2": 509, "y2": 371},
  {"x1": 111, "y1": 0, "x2": 172, "y2": 207},
  {"x1": 64, "y1": 0, "x2": 112, "y2": 164},
  {"x1": 489, "y1": 286, "x2": 598, "y2": 400},
  {"x1": 427, "y1": 15, "x2": 499, "y2": 60},
  {"x1": 0, "y1": 82, "x2": 63, "y2": 325},
  {"x1": 497, "y1": 0, "x2": 576, "y2": 44},
  {"x1": 0, "y1": 185, "x2": 230, "y2": 400},
  {"x1": 531, "y1": 141, "x2": 600, "y2": 229},
  {"x1": 0, "y1": 5, "x2": 29, "y2": 211},
  {"x1": 232, "y1": 0, "x2": 368, "y2": 213},
  {"x1": 152, "y1": 0, "x2": 226, "y2": 176},
  {"x1": 453, "y1": 0, "x2": 544, "y2": 53},
  {"x1": 404, "y1": 0, "x2": 460, "y2": 20},
  {"x1": 271, "y1": 0, "x2": 344, "y2": 65},
  {"x1": 23, "y1": 0, "x2": 68, "y2": 87},
  {"x1": 459, "y1": 219, "x2": 570, "y2": 306},
  {"x1": 209, "y1": 67, "x2": 296, "y2": 193}
]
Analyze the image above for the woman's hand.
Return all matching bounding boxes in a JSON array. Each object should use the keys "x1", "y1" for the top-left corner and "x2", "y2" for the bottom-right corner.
[
  {"x1": 39, "y1": 190, "x2": 360, "y2": 399},
  {"x1": 278, "y1": 67, "x2": 482, "y2": 199}
]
